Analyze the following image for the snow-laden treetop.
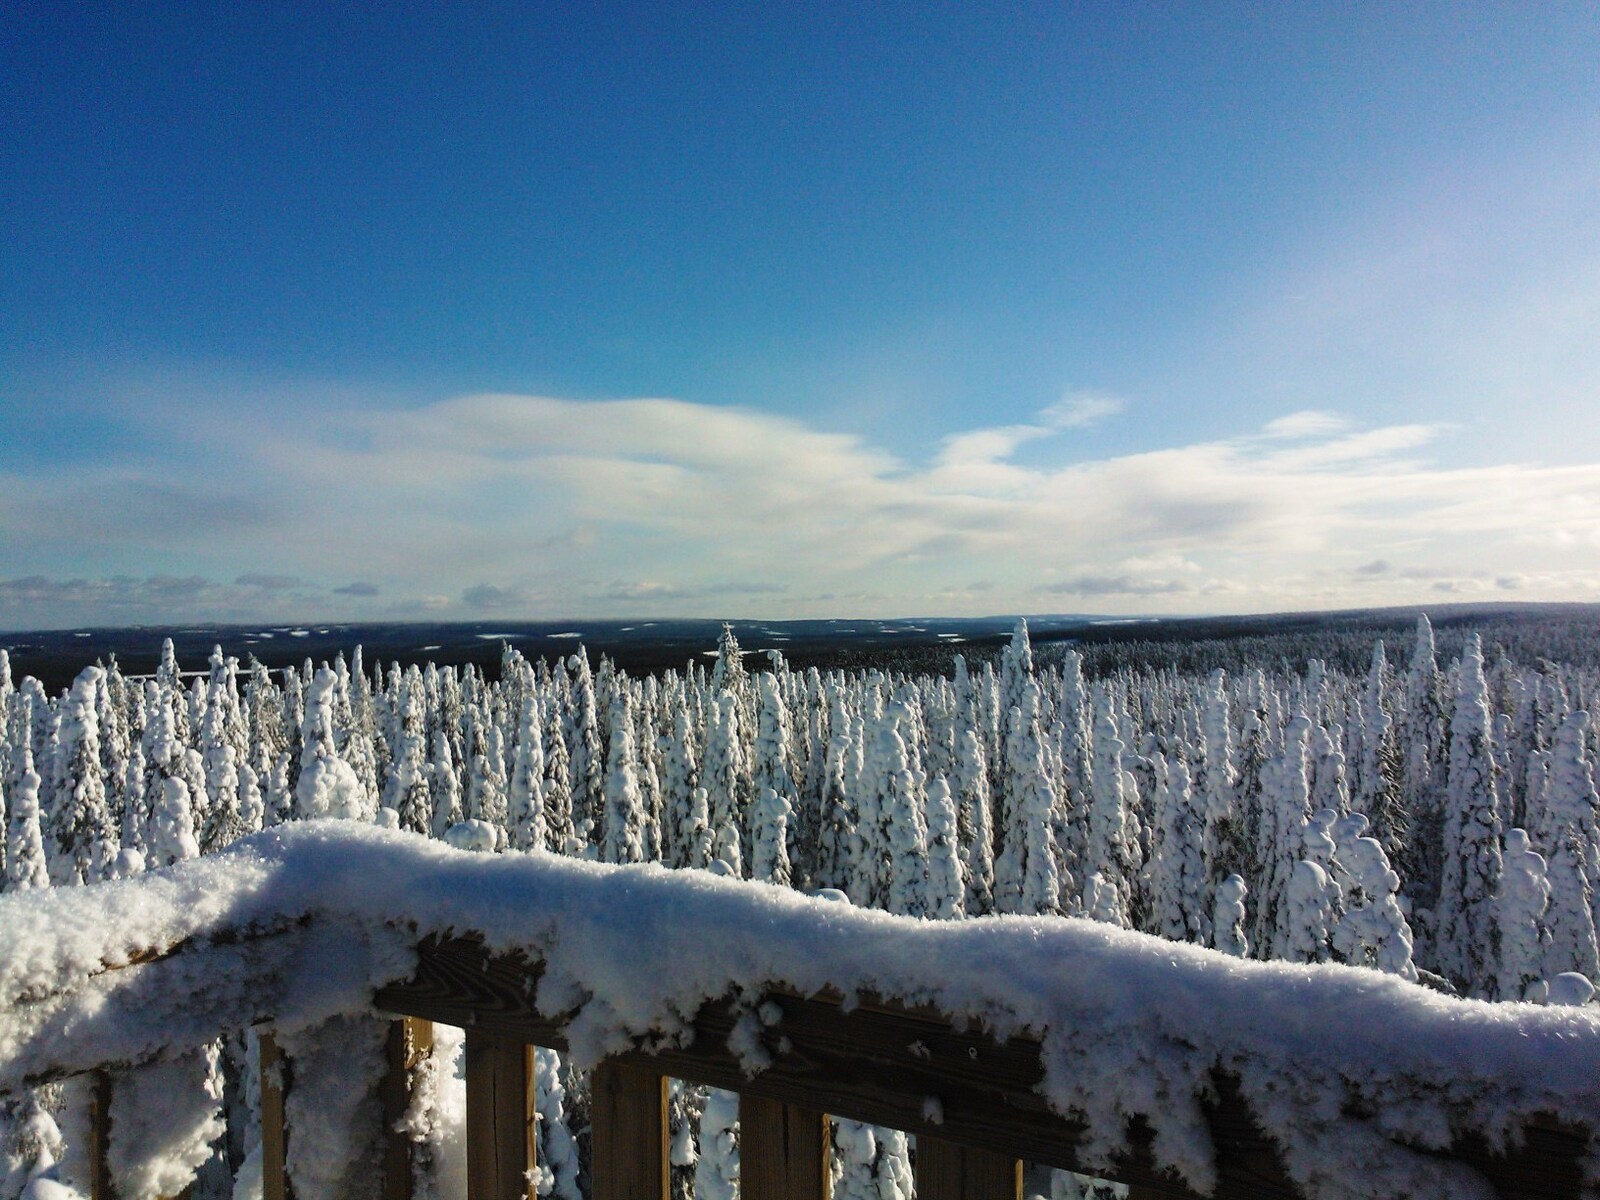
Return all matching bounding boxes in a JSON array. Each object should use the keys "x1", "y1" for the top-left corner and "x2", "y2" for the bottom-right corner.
[{"x1": 2, "y1": 821, "x2": 1598, "y2": 1200}]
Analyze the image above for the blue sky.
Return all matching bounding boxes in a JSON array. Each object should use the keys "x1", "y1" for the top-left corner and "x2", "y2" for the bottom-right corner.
[{"x1": 4, "y1": 3, "x2": 1599, "y2": 628}]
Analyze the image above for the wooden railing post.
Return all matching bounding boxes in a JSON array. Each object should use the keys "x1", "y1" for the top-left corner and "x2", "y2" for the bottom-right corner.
[
  {"x1": 259, "y1": 1032, "x2": 291, "y2": 1200},
  {"x1": 913, "y1": 1136, "x2": 1021, "y2": 1200},
  {"x1": 589, "y1": 1061, "x2": 668, "y2": 1200},
  {"x1": 382, "y1": 1018, "x2": 435, "y2": 1200},
  {"x1": 464, "y1": 1030, "x2": 536, "y2": 1200},
  {"x1": 739, "y1": 1094, "x2": 829, "y2": 1200},
  {"x1": 88, "y1": 1071, "x2": 113, "y2": 1200}
]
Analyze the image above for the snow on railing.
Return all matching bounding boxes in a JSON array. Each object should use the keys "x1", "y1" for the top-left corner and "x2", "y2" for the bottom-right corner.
[{"x1": 1, "y1": 822, "x2": 1598, "y2": 1200}]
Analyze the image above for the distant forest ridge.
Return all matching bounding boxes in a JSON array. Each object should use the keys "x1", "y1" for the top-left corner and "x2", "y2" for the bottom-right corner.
[{"x1": 4, "y1": 601, "x2": 1599, "y2": 695}]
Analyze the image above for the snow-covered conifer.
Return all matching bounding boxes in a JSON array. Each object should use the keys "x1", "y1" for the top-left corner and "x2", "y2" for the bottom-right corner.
[
  {"x1": 430, "y1": 726, "x2": 463, "y2": 839},
  {"x1": 567, "y1": 651, "x2": 605, "y2": 850},
  {"x1": 1356, "y1": 642, "x2": 1407, "y2": 869},
  {"x1": 1496, "y1": 828, "x2": 1552, "y2": 1002},
  {"x1": 296, "y1": 669, "x2": 367, "y2": 821},
  {"x1": 5, "y1": 740, "x2": 48, "y2": 891},
  {"x1": 750, "y1": 785, "x2": 793, "y2": 886},
  {"x1": 953, "y1": 726, "x2": 995, "y2": 914},
  {"x1": 1330, "y1": 825, "x2": 1416, "y2": 981},
  {"x1": 1281, "y1": 859, "x2": 1339, "y2": 964},
  {"x1": 387, "y1": 674, "x2": 433, "y2": 836},
  {"x1": 924, "y1": 774, "x2": 965, "y2": 919},
  {"x1": 993, "y1": 685, "x2": 1063, "y2": 917},
  {"x1": 1082, "y1": 687, "x2": 1136, "y2": 926},
  {"x1": 1436, "y1": 635, "x2": 1505, "y2": 996},
  {"x1": 660, "y1": 706, "x2": 700, "y2": 868},
  {"x1": 1213, "y1": 873, "x2": 1249, "y2": 957},
  {"x1": 509, "y1": 695, "x2": 548, "y2": 852},
  {"x1": 1146, "y1": 754, "x2": 1207, "y2": 944},
  {"x1": 148, "y1": 777, "x2": 200, "y2": 867},
  {"x1": 601, "y1": 691, "x2": 648, "y2": 864},
  {"x1": 541, "y1": 705, "x2": 577, "y2": 854},
  {"x1": 1256, "y1": 714, "x2": 1312, "y2": 958},
  {"x1": 48, "y1": 666, "x2": 117, "y2": 884},
  {"x1": 703, "y1": 692, "x2": 747, "y2": 878},
  {"x1": 869, "y1": 705, "x2": 930, "y2": 916}
]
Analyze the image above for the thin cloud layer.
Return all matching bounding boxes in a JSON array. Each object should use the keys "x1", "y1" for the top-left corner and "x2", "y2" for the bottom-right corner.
[{"x1": 4, "y1": 391, "x2": 1600, "y2": 629}]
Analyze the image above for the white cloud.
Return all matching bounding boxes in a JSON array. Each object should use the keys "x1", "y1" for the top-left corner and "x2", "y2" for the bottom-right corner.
[
  {"x1": 1040, "y1": 392, "x2": 1125, "y2": 429},
  {"x1": 5, "y1": 392, "x2": 1600, "y2": 627}
]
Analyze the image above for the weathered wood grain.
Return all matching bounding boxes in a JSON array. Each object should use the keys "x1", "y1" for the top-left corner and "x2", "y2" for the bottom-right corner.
[
  {"x1": 739, "y1": 1093, "x2": 829, "y2": 1200},
  {"x1": 258, "y1": 1032, "x2": 291, "y2": 1200},
  {"x1": 465, "y1": 1030, "x2": 535, "y2": 1200},
  {"x1": 589, "y1": 1061, "x2": 668, "y2": 1200},
  {"x1": 88, "y1": 1070, "x2": 112, "y2": 1200},
  {"x1": 913, "y1": 1136, "x2": 1021, "y2": 1200}
]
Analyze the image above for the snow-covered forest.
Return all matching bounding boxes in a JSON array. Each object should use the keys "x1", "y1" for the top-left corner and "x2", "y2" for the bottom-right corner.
[{"x1": 2, "y1": 615, "x2": 1598, "y2": 1200}]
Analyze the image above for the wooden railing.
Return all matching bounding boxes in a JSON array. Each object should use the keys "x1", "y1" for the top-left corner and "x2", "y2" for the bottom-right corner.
[{"x1": 8, "y1": 921, "x2": 1597, "y2": 1200}]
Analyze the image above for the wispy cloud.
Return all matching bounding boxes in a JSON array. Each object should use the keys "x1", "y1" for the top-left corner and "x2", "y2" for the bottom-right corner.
[{"x1": 4, "y1": 388, "x2": 1600, "y2": 628}]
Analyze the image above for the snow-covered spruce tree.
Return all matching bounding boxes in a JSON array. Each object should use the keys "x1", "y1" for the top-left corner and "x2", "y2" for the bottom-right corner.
[
  {"x1": 237, "y1": 761, "x2": 264, "y2": 837},
  {"x1": 1229, "y1": 685, "x2": 1271, "y2": 897},
  {"x1": 566, "y1": 651, "x2": 605, "y2": 851},
  {"x1": 752, "y1": 672, "x2": 799, "y2": 878},
  {"x1": 1146, "y1": 753, "x2": 1208, "y2": 945},
  {"x1": 1082, "y1": 686, "x2": 1136, "y2": 927},
  {"x1": 1255, "y1": 714, "x2": 1313, "y2": 959},
  {"x1": 464, "y1": 706, "x2": 509, "y2": 848},
  {"x1": 868, "y1": 704, "x2": 930, "y2": 917},
  {"x1": 509, "y1": 694, "x2": 548, "y2": 852},
  {"x1": 1537, "y1": 710, "x2": 1600, "y2": 971},
  {"x1": 660, "y1": 705, "x2": 701, "y2": 869},
  {"x1": 5, "y1": 738, "x2": 48, "y2": 891},
  {"x1": 97, "y1": 661, "x2": 131, "y2": 848},
  {"x1": 1213, "y1": 873, "x2": 1250, "y2": 958},
  {"x1": 1330, "y1": 826, "x2": 1417, "y2": 982},
  {"x1": 992, "y1": 618, "x2": 1035, "y2": 856},
  {"x1": 1400, "y1": 613, "x2": 1449, "y2": 913},
  {"x1": 750, "y1": 786, "x2": 793, "y2": 886},
  {"x1": 147, "y1": 776, "x2": 200, "y2": 867},
  {"x1": 952, "y1": 725, "x2": 995, "y2": 915},
  {"x1": 198, "y1": 675, "x2": 245, "y2": 853},
  {"x1": 924, "y1": 774, "x2": 966, "y2": 919},
  {"x1": 386, "y1": 673, "x2": 433, "y2": 836},
  {"x1": 1493, "y1": 828, "x2": 1552, "y2": 1002},
  {"x1": 156, "y1": 638, "x2": 190, "y2": 748},
  {"x1": 48, "y1": 666, "x2": 117, "y2": 885},
  {"x1": 812, "y1": 688, "x2": 856, "y2": 893},
  {"x1": 1435, "y1": 635, "x2": 1505, "y2": 997},
  {"x1": 542, "y1": 704, "x2": 578, "y2": 855},
  {"x1": 1200, "y1": 670, "x2": 1242, "y2": 889},
  {"x1": 1280, "y1": 858, "x2": 1340, "y2": 964},
  {"x1": 703, "y1": 692, "x2": 747, "y2": 879},
  {"x1": 1541, "y1": 822, "x2": 1600, "y2": 985},
  {"x1": 429, "y1": 724, "x2": 463, "y2": 839},
  {"x1": 1356, "y1": 641, "x2": 1408, "y2": 874},
  {"x1": 296, "y1": 668, "x2": 368, "y2": 821},
  {"x1": 1309, "y1": 723, "x2": 1350, "y2": 818},
  {"x1": 993, "y1": 685, "x2": 1063, "y2": 917},
  {"x1": 601, "y1": 691, "x2": 648, "y2": 865}
]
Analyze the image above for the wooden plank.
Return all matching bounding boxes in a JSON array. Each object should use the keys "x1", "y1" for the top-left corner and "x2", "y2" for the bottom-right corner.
[
  {"x1": 739, "y1": 1093, "x2": 829, "y2": 1200},
  {"x1": 259, "y1": 1032, "x2": 291, "y2": 1200},
  {"x1": 88, "y1": 1070, "x2": 113, "y2": 1200},
  {"x1": 465, "y1": 1030, "x2": 535, "y2": 1200},
  {"x1": 589, "y1": 1060, "x2": 668, "y2": 1200},
  {"x1": 913, "y1": 1135, "x2": 1020, "y2": 1200},
  {"x1": 381, "y1": 1018, "x2": 435, "y2": 1200},
  {"x1": 375, "y1": 936, "x2": 1591, "y2": 1200}
]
